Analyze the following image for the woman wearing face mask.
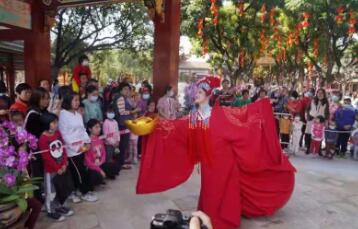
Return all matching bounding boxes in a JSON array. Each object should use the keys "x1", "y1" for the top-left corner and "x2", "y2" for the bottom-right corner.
[
  {"x1": 137, "y1": 86, "x2": 152, "y2": 115},
  {"x1": 157, "y1": 85, "x2": 180, "y2": 120},
  {"x1": 72, "y1": 55, "x2": 92, "y2": 93},
  {"x1": 305, "y1": 89, "x2": 330, "y2": 155},
  {"x1": 82, "y1": 85, "x2": 103, "y2": 124},
  {"x1": 329, "y1": 93, "x2": 341, "y2": 121}
]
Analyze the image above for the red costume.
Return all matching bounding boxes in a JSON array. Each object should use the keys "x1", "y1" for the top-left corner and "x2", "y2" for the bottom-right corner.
[
  {"x1": 72, "y1": 64, "x2": 91, "y2": 93},
  {"x1": 137, "y1": 98, "x2": 296, "y2": 229}
]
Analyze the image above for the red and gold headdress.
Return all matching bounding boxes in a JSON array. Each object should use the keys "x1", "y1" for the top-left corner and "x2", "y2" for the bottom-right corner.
[{"x1": 196, "y1": 76, "x2": 221, "y2": 96}]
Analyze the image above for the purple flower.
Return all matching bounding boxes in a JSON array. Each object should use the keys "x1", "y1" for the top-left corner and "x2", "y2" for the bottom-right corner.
[
  {"x1": 15, "y1": 129, "x2": 28, "y2": 144},
  {"x1": 17, "y1": 151, "x2": 29, "y2": 172},
  {"x1": 27, "y1": 134, "x2": 38, "y2": 150},
  {"x1": 2, "y1": 121, "x2": 17, "y2": 133},
  {"x1": 5, "y1": 155, "x2": 16, "y2": 168},
  {"x1": 3, "y1": 173, "x2": 16, "y2": 187}
]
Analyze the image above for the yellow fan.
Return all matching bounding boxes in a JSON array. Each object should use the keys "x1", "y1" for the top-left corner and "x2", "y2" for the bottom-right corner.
[{"x1": 125, "y1": 116, "x2": 158, "y2": 136}]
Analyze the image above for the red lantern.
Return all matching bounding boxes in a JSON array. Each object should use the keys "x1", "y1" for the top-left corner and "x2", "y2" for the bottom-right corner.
[
  {"x1": 197, "y1": 18, "x2": 204, "y2": 38},
  {"x1": 336, "y1": 6, "x2": 345, "y2": 24},
  {"x1": 260, "y1": 4, "x2": 266, "y2": 23},
  {"x1": 348, "y1": 10, "x2": 356, "y2": 37}
]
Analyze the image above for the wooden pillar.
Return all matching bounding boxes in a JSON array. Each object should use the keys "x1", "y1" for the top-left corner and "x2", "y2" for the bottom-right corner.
[
  {"x1": 152, "y1": 0, "x2": 181, "y2": 101},
  {"x1": 6, "y1": 55, "x2": 15, "y2": 100},
  {"x1": 24, "y1": 0, "x2": 51, "y2": 88}
]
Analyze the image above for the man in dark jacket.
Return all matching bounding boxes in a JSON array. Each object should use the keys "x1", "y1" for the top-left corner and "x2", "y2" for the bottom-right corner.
[{"x1": 335, "y1": 97, "x2": 357, "y2": 156}]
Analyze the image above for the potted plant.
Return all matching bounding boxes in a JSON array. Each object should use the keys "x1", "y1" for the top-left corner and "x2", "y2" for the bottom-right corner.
[{"x1": 0, "y1": 121, "x2": 39, "y2": 228}]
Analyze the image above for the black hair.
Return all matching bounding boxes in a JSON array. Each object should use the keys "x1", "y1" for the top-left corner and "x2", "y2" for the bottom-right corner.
[
  {"x1": 164, "y1": 86, "x2": 172, "y2": 95},
  {"x1": 0, "y1": 81, "x2": 7, "y2": 93},
  {"x1": 291, "y1": 91, "x2": 299, "y2": 99},
  {"x1": 78, "y1": 55, "x2": 89, "y2": 64},
  {"x1": 106, "y1": 105, "x2": 114, "y2": 112},
  {"x1": 86, "y1": 85, "x2": 98, "y2": 95},
  {"x1": 241, "y1": 89, "x2": 249, "y2": 95},
  {"x1": 40, "y1": 112, "x2": 58, "y2": 131},
  {"x1": 344, "y1": 97, "x2": 352, "y2": 103},
  {"x1": 314, "y1": 88, "x2": 328, "y2": 106},
  {"x1": 317, "y1": 115, "x2": 325, "y2": 123},
  {"x1": 15, "y1": 83, "x2": 31, "y2": 94},
  {"x1": 61, "y1": 91, "x2": 79, "y2": 110},
  {"x1": 88, "y1": 78, "x2": 98, "y2": 84},
  {"x1": 259, "y1": 88, "x2": 267, "y2": 96},
  {"x1": 86, "y1": 119, "x2": 101, "y2": 134},
  {"x1": 9, "y1": 110, "x2": 24, "y2": 119},
  {"x1": 58, "y1": 86, "x2": 73, "y2": 100},
  {"x1": 28, "y1": 87, "x2": 49, "y2": 111},
  {"x1": 79, "y1": 72, "x2": 88, "y2": 77},
  {"x1": 222, "y1": 79, "x2": 230, "y2": 84},
  {"x1": 118, "y1": 82, "x2": 131, "y2": 92}
]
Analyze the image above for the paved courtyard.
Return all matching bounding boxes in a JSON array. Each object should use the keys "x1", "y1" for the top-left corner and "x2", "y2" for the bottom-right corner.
[{"x1": 37, "y1": 152, "x2": 358, "y2": 229}]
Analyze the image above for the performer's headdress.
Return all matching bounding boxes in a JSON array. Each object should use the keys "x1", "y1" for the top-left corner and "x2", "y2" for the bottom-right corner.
[{"x1": 196, "y1": 76, "x2": 221, "y2": 96}]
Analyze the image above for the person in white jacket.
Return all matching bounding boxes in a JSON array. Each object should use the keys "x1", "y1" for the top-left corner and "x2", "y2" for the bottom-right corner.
[{"x1": 58, "y1": 92, "x2": 98, "y2": 203}]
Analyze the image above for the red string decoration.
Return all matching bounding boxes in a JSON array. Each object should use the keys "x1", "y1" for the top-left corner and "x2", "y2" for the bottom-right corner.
[
  {"x1": 270, "y1": 8, "x2": 276, "y2": 27},
  {"x1": 238, "y1": 0, "x2": 244, "y2": 17},
  {"x1": 301, "y1": 12, "x2": 310, "y2": 30},
  {"x1": 210, "y1": 0, "x2": 219, "y2": 25},
  {"x1": 260, "y1": 4, "x2": 266, "y2": 23},
  {"x1": 197, "y1": 18, "x2": 204, "y2": 38},
  {"x1": 313, "y1": 38, "x2": 319, "y2": 57},
  {"x1": 239, "y1": 50, "x2": 245, "y2": 68},
  {"x1": 202, "y1": 39, "x2": 209, "y2": 55}
]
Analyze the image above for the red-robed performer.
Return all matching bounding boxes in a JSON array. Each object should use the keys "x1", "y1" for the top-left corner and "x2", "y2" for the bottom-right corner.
[
  {"x1": 72, "y1": 55, "x2": 92, "y2": 95},
  {"x1": 136, "y1": 77, "x2": 296, "y2": 229}
]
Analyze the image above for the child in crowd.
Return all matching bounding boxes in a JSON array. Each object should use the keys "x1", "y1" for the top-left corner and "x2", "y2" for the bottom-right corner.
[
  {"x1": 39, "y1": 113, "x2": 74, "y2": 221},
  {"x1": 83, "y1": 85, "x2": 103, "y2": 124},
  {"x1": 325, "y1": 121, "x2": 339, "y2": 159},
  {"x1": 58, "y1": 92, "x2": 97, "y2": 203},
  {"x1": 10, "y1": 83, "x2": 32, "y2": 116},
  {"x1": 309, "y1": 116, "x2": 325, "y2": 155},
  {"x1": 351, "y1": 128, "x2": 358, "y2": 160},
  {"x1": 86, "y1": 119, "x2": 119, "y2": 188},
  {"x1": 102, "y1": 106, "x2": 121, "y2": 171},
  {"x1": 145, "y1": 100, "x2": 157, "y2": 119},
  {"x1": 9, "y1": 110, "x2": 25, "y2": 131},
  {"x1": 279, "y1": 114, "x2": 291, "y2": 149},
  {"x1": 290, "y1": 115, "x2": 303, "y2": 155}
]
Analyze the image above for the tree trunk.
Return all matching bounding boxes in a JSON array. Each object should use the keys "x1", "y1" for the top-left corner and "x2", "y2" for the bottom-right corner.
[{"x1": 51, "y1": 65, "x2": 61, "y2": 82}]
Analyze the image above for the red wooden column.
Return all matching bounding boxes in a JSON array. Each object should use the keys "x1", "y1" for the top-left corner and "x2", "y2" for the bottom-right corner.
[
  {"x1": 6, "y1": 55, "x2": 15, "y2": 100},
  {"x1": 24, "y1": 0, "x2": 51, "y2": 88},
  {"x1": 152, "y1": 0, "x2": 181, "y2": 100}
]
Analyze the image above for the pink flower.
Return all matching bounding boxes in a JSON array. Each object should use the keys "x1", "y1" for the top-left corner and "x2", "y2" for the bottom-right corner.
[
  {"x1": 15, "y1": 130, "x2": 28, "y2": 144},
  {"x1": 3, "y1": 173, "x2": 16, "y2": 187},
  {"x1": 5, "y1": 155, "x2": 16, "y2": 168}
]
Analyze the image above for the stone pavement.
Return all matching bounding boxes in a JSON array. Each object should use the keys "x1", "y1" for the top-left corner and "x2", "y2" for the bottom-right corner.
[{"x1": 37, "y1": 153, "x2": 358, "y2": 229}]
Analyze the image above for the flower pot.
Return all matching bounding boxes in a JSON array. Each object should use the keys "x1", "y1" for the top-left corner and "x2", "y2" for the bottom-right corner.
[{"x1": 0, "y1": 203, "x2": 23, "y2": 228}]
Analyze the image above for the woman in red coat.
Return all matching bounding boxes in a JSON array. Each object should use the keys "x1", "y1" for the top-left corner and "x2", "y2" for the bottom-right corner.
[{"x1": 137, "y1": 77, "x2": 295, "y2": 229}]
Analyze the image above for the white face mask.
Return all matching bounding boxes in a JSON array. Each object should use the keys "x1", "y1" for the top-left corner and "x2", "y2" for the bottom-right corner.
[
  {"x1": 82, "y1": 60, "x2": 89, "y2": 66},
  {"x1": 331, "y1": 95, "x2": 339, "y2": 102},
  {"x1": 294, "y1": 117, "x2": 300, "y2": 122},
  {"x1": 89, "y1": 95, "x2": 98, "y2": 102},
  {"x1": 329, "y1": 125, "x2": 336, "y2": 129},
  {"x1": 168, "y1": 91, "x2": 174, "y2": 97},
  {"x1": 107, "y1": 112, "x2": 115, "y2": 119},
  {"x1": 305, "y1": 92, "x2": 313, "y2": 97},
  {"x1": 143, "y1": 94, "x2": 150, "y2": 100}
]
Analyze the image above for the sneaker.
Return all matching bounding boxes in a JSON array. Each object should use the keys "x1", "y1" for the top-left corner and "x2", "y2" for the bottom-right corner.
[
  {"x1": 56, "y1": 206, "x2": 74, "y2": 217},
  {"x1": 81, "y1": 193, "x2": 98, "y2": 202},
  {"x1": 69, "y1": 193, "x2": 81, "y2": 204},
  {"x1": 47, "y1": 212, "x2": 65, "y2": 222}
]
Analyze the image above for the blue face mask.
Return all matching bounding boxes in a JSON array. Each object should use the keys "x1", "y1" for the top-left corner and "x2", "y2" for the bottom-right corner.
[
  {"x1": 107, "y1": 112, "x2": 115, "y2": 119},
  {"x1": 89, "y1": 96, "x2": 98, "y2": 102}
]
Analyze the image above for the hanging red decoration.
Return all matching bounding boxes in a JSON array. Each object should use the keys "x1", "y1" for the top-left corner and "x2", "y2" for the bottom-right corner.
[
  {"x1": 260, "y1": 29, "x2": 267, "y2": 54},
  {"x1": 197, "y1": 18, "x2": 204, "y2": 38},
  {"x1": 270, "y1": 8, "x2": 276, "y2": 27},
  {"x1": 260, "y1": 4, "x2": 266, "y2": 23},
  {"x1": 287, "y1": 32, "x2": 295, "y2": 48},
  {"x1": 210, "y1": 0, "x2": 219, "y2": 26},
  {"x1": 313, "y1": 38, "x2": 319, "y2": 57},
  {"x1": 348, "y1": 10, "x2": 356, "y2": 37},
  {"x1": 335, "y1": 6, "x2": 345, "y2": 24},
  {"x1": 239, "y1": 50, "x2": 245, "y2": 68},
  {"x1": 238, "y1": 0, "x2": 244, "y2": 17},
  {"x1": 301, "y1": 12, "x2": 310, "y2": 30}
]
